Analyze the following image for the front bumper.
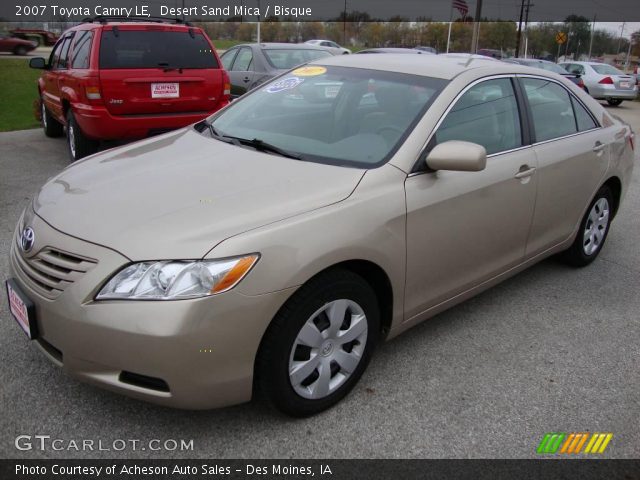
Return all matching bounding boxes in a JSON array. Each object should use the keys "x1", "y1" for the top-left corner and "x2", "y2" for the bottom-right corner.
[{"x1": 9, "y1": 210, "x2": 293, "y2": 409}]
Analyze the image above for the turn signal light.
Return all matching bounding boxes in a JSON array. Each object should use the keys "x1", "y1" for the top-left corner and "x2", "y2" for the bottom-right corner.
[
  {"x1": 85, "y1": 85, "x2": 102, "y2": 103},
  {"x1": 598, "y1": 76, "x2": 614, "y2": 85}
]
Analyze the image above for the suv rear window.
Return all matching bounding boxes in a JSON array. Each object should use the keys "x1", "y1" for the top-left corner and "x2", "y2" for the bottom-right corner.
[{"x1": 99, "y1": 30, "x2": 218, "y2": 69}]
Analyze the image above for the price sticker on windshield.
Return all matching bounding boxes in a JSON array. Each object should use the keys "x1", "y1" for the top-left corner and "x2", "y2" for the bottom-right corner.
[
  {"x1": 292, "y1": 66, "x2": 327, "y2": 77},
  {"x1": 264, "y1": 77, "x2": 304, "y2": 93}
]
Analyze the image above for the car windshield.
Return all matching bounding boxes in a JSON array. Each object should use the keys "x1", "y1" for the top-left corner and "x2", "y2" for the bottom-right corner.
[
  {"x1": 208, "y1": 65, "x2": 447, "y2": 168},
  {"x1": 99, "y1": 30, "x2": 218, "y2": 69},
  {"x1": 591, "y1": 64, "x2": 624, "y2": 75},
  {"x1": 262, "y1": 49, "x2": 333, "y2": 69}
]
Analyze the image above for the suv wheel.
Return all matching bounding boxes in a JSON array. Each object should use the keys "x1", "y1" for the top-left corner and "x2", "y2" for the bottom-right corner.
[
  {"x1": 41, "y1": 99, "x2": 64, "y2": 138},
  {"x1": 256, "y1": 269, "x2": 380, "y2": 417},
  {"x1": 66, "y1": 110, "x2": 98, "y2": 161},
  {"x1": 606, "y1": 99, "x2": 623, "y2": 106}
]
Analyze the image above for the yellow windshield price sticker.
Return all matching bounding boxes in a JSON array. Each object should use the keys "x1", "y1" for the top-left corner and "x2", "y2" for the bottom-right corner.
[{"x1": 292, "y1": 66, "x2": 327, "y2": 77}]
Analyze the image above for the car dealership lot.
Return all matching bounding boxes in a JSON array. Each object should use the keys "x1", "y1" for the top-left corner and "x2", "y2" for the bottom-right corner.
[{"x1": 1, "y1": 102, "x2": 639, "y2": 459}]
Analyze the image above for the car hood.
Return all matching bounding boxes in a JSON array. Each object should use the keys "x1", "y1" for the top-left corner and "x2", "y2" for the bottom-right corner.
[{"x1": 34, "y1": 128, "x2": 365, "y2": 260}]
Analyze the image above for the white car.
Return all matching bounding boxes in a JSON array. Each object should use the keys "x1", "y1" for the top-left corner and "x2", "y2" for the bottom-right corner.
[
  {"x1": 560, "y1": 61, "x2": 638, "y2": 106},
  {"x1": 304, "y1": 39, "x2": 351, "y2": 55}
]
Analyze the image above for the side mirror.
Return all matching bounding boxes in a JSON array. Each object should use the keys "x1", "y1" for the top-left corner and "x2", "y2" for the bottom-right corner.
[
  {"x1": 425, "y1": 140, "x2": 487, "y2": 172},
  {"x1": 29, "y1": 57, "x2": 46, "y2": 69}
]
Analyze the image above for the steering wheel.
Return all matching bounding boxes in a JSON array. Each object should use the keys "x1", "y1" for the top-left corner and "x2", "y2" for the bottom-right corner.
[{"x1": 376, "y1": 125, "x2": 404, "y2": 136}]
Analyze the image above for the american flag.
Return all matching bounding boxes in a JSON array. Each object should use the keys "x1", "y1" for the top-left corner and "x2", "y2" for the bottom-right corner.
[{"x1": 452, "y1": 0, "x2": 469, "y2": 16}]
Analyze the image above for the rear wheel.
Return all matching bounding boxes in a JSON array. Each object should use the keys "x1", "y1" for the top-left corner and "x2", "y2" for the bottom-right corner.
[
  {"x1": 41, "y1": 99, "x2": 64, "y2": 138},
  {"x1": 561, "y1": 185, "x2": 613, "y2": 267},
  {"x1": 66, "y1": 110, "x2": 98, "y2": 161},
  {"x1": 256, "y1": 269, "x2": 380, "y2": 417},
  {"x1": 607, "y1": 99, "x2": 623, "y2": 106}
]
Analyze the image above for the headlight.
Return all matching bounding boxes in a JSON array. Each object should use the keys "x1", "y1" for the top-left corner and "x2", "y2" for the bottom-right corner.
[{"x1": 96, "y1": 254, "x2": 259, "y2": 300}]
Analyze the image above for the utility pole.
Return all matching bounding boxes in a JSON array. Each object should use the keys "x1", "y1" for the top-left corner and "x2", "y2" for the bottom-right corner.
[
  {"x1": 588, "y1": 14, "x2": 596, "y2": 60},
  {"x1": 523, "y1": 0, "x2": 532, "y2": 58},
  {"x1": 256, "y1": 0, "x2": 261, "y2": 43},
  {"x1": 470, "y1": 0, "x2": 483, "y2": 53},
  {"x1": 515, "y1": 0, "x2": 525, "y2": 57},
  {"x1": 343, "y1": 0, "x2": 347, "y2": 45},
  {"x1": 617, "y1": 21, "x2": 625, "y2": 54}
]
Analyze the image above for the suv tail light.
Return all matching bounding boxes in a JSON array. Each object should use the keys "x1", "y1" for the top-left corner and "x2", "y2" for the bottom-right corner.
[
  {"x1": 598, "y1": 76, "x2": 614, "y2": 85},
  {"x1": 222, "y1": 70, "x2": 231, "y2": 102},
  {"x1": 85, "y1": 84, "x2": 103, "y2": 105},
  {"x1": 577, "y1": 78, "x2": 585, "y2": 89}
]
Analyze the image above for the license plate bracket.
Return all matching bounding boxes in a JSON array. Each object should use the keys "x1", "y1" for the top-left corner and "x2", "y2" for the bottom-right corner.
[
  {"x1": 151, "y1": 83, "x2": 180, "y2": 98},
  {"x1": 6, "y1": 279, "x2": 38, "y2": 339}
]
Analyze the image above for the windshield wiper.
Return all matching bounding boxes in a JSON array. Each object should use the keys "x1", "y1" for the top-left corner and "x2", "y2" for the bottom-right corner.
[
  {"x1": 227, "y1": 137, "x2": 303, "y2": 160},
  {"x1": 204, "y1": 121, "x2": 302, "y2": 160}
]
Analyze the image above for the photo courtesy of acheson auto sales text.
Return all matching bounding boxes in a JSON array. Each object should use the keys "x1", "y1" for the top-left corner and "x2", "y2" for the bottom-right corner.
[{"x1": 0, "y1": 0, "x2": 638, "y2": 479}]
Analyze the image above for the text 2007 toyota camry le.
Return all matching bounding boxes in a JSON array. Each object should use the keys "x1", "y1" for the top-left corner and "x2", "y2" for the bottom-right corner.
[{"x1": 7, "y1": 55, "x2": 635, "y2": 416}]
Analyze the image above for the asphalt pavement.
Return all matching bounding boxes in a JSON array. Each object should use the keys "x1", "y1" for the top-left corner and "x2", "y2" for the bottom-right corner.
[{"x1": 0, "y1": 102, "x2": 639, "y2": 459}]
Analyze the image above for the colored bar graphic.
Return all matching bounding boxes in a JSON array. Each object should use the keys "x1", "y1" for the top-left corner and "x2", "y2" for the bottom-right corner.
[{"x1": 538, "y1": 433, "x2": 613, "y2": 454}]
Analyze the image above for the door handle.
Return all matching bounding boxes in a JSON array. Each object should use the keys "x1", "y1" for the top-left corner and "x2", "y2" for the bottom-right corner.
[
  {"x1": 242, "y1": 76, "x2": 250, "y2": 83},
  {"x1": 592, "y1": 142, "x2": 605, "y2": 153},
  {"x1": 514, "y1": 166, "x2": 536, "y2": 179}
]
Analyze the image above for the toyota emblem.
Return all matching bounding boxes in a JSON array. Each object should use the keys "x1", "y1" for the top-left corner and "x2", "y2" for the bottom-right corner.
[{"x1": 20, "y1": 227, "x2": 35, "y2": 253}]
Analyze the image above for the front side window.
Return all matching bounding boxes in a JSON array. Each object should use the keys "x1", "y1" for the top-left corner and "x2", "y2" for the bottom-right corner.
[
  {"x1": 432, "y1": 78, "x2": 522, "y2": 155},
  {"x1": 232, "y1": 48, "x2": 253, "y2": 71},
  {"x1": 220, "y1": 49, "x2": 237, "y2": 70},
  {"x1": 521, "y1": 77, "x2": 577, "y2": 142},
  {"x1": 209, "y1": 66, "x2": 446, "y2": 168}
]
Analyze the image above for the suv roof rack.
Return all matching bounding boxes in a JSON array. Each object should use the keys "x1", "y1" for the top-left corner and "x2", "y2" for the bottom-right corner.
[{"x1": 81, "y1": 16, "x2": 192, "y2": 26}]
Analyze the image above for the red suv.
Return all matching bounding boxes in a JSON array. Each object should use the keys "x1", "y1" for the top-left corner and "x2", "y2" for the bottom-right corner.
[{"x1": 30, "y1": 17, "x2": 230, "y2": 160}]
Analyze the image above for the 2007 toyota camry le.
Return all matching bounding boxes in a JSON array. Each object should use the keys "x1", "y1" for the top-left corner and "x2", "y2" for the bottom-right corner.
[{"x1": 7, "y1": 55, "x2": 635, "y2": 416}]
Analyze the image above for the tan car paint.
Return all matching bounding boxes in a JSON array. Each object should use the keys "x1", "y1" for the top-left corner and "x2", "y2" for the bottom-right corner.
[{"x1": 9, "y1": 55, "x2": 635, "y2": 408}]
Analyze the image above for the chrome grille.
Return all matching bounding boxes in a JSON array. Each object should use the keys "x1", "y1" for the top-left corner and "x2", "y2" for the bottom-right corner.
[{"x1": 11, "y1": 242, "x2": 97, "y2": 299}]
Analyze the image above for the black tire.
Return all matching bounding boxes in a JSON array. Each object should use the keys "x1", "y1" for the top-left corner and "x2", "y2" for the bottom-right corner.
[
  {"x1": 66, "y1": 110, "x2": 98, "y2": 161},
  {"x1": 561, "y1": 185, "x2": 613, "y2": 267},
  {"x1": 607, "y1": 99, "x2": 623, "y2": 106},
  {"x1": 14, "y1": 46, "x2": 28, "y2": 56},
  {"x1": 256, "y1": 269, "x2": 380, "y2": 417},
  {"x1": 41, "y1": 98, "x2": 64, "y2": 138}
]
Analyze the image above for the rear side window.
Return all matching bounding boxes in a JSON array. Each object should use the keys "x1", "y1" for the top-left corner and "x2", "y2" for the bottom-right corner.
[
  {"x1": 521, "y1": 78, "x2": 577, "y2": 142},
  {"x1": 433, "y1": 78, "x2": 522, "y2": 155},
  {"x1": 571, "y1": 97, "x2": 598, "y2": 131},
  {"x1": 99, "y1": 30, "x2": 218, "y2": 69},
  {"x1": 71, "y1": 31, "x2": 93, "y2": 69}
]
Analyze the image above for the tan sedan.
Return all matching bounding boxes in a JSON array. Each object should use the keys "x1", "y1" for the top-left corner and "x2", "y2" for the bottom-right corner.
[{"x1": 7, "y1": 55, "x2": 635, "y2": 416}]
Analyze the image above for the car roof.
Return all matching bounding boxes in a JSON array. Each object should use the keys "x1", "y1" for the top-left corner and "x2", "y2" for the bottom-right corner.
[
  {"x1": 236, "y1": 42, "x2": 330, "y2": 51},
  {"x1": 309, "y1": 53, "x2": 552, "y2": 80}
]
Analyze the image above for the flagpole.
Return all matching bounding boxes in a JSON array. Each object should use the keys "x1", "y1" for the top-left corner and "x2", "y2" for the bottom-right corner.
[{"x1": 446, "y1": 2, "x2": 453, "y2": 53}]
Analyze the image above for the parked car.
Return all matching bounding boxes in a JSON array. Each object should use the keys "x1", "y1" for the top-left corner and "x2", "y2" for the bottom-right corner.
[
  {"x1": 477, "y1": 48, "x2": 504, "y2": 59},
  {"x1": 414, "y1": 46, "x2": 438, "y2": 54},
  {"x1": 357, "y1": 47, "x2": 433, "y2": 54},
  {"x1": 9, "y1": 28, "x2": 59, "y2": 46},
  {"x1": 504, "y1": 58, "x2": 585, "y2": 89},
  {"x1": 438, "y1": 53, "x2": 500, "y2": 61},
  {"x1": 8, "y1": 56, "x2": 634, "y2": 417},
  {"x1": 304, "y1": 39, "x2": 351, "y2": 55},
  {"x1": 29, "y1": 17, "x2": 230, "y2": 161},
  {"x1": 219, "y1": 43, "x2": 333, "y2": 99},
  {"x1": 559, "y1": 61, "x2": 637, "y2": 106},
  {"x1": 0, "y1": 35, "x2": 37, "y2": 55}
]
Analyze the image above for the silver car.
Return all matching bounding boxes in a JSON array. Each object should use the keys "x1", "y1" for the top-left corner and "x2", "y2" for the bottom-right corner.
[
  {"x1": 7, "y1": 55, "x2": 635, "y2": 416},
  {"x1": 560, "y1": 61, "x2": 638, "y2": 106}
]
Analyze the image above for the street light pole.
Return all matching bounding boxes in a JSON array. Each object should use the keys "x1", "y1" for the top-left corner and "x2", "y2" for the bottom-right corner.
[{"x1": 343, "y1": 0, "x2": 347, "y2": 45}]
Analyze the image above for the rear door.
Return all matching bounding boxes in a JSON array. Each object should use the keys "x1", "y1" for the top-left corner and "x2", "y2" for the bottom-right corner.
[
  {"x1": 518, "y1": 76, "x2": 611, "y2": 257},
  {"x1": 97, "y1": 25, "x2": 225, "y2": 116}
]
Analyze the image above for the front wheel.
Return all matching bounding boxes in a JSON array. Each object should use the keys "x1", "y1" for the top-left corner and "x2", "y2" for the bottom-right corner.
[
  {"x1": 607, "y1": 99, "x2": 623, "y2": 106},
  {"x1": 66, "y1": 110, "x2": 98, "y2": 161},
  {"x1": 561, "y1": 185, "x2": 613, "y2": 267},
  {"x1": 14, "y1": 46, "x2": 28, "y2": 56},
  {"x1": 256, "y1": 269, "x2": 380, "y2": 417}
]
